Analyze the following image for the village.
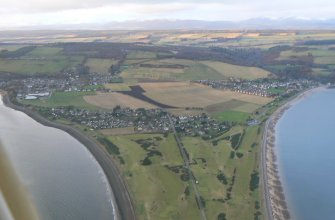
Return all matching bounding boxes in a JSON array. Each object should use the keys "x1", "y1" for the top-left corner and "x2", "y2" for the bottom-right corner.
[
  {"x1": 194, "y1": 78, "x2": 317, "y2": 97},
  {"x1": 36, "y1": 105, "x2": 229, "y2": 138}
]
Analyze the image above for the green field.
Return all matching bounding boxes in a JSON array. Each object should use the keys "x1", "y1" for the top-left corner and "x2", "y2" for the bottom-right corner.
[
  {"x1": 85, "y1": 58, "x2": 118, "y2": 74},
  {"x1": 182, "y1": 125, "x2": 264, "y2": 220},
  {"x1": 106, "y1": 134, "x2": 200, "y2": 220},
  {"x1": 213, "y1": 110, "x2": 251, "y2": 123},
  {"x1": 0, "y1": 46, "x2": 84, "y2": 75},
  {"x1": 104, "y1": 83, "x2": 131, "y2": 91},
  {"x1": 21, "y1": 91, "x2": 97, "y2": 109},
  {"x1": 24, "y1": 47, "x2": 63, "y2": 57},
  {"x1": 200, "y1": 61, "x2": 272, "y2": 80}
]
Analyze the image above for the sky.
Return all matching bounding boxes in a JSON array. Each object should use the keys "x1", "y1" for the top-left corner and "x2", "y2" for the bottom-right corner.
[{"x1": 0, "y1": 0, "x2": 335, "y2": 28}]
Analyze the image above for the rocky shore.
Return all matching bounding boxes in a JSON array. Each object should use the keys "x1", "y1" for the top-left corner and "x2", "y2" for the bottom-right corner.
[{"x1": 262, "y1": 87, "x2": 324, "y2": 220}]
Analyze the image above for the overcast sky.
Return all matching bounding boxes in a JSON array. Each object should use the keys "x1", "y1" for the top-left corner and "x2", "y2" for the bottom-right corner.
[{"x1": 1, "y1": 0, "x2": 335, "y2": 27}]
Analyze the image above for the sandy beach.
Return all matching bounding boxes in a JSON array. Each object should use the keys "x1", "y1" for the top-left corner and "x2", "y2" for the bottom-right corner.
[
  {"x1": 262, "y1": 87, "x2": 325, "y2": 220},
  {"x1": 1, "y1": 93, "x2": 136, "y2": 220}
]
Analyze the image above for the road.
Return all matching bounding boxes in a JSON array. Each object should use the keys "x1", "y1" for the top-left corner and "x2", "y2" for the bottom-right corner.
[{"x1": 167, "y1": 114, "x2": 207, "y2": 220}]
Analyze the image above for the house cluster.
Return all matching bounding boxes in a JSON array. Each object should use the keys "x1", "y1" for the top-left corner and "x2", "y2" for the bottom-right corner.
[
  {"x1": 42, "y1": 106, "x2": 228, "y2": 138},
  {"x1": 172, "y1": 114, "x2": 229, "y2": 138},
  {"x1": 15, "y1": 72, "x2": 117, "y2": 100},
  {"x1": 194, "y1": 79, "x2": 317, "y2": 97}
]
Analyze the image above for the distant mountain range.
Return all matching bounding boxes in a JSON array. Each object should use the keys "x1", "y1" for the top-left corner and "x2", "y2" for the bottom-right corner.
[{"x1": 15, "y1": 18, "x2": 335, "y2": 30}]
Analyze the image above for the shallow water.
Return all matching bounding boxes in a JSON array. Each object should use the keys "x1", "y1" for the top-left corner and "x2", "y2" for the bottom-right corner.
[
  {"x1": 0, "y1": 97, "x2": 115, "y2": 220},
  {"x1": 277, "y1": 89, "x2": 335, "y2": 220}
]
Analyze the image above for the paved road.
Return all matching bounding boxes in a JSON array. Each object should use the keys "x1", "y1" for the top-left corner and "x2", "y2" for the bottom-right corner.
[{"x1": 167, "y1": 114, "x2": 207, "y2": 220}]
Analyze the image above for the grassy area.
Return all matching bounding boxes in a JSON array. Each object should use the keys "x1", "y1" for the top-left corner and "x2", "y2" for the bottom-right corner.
[
  {"x1": 126, "y1": 51, "x2": 157, "y2": 59},
  {"x1": 85, "y1": 58, "x2": 118, "y2": 74},
  {"x1": 24, "y1": 47, "x2": 63, "y2": 57},
  {"x1": 182, "y1": 125, "x2": 264, "y2": 220},
  {"x1": 121, "y1": 58, "x2": 226, "y2": 81},
  {"x1": 104, "y1": 83, "x2": 132, "y2": 91},
  {"x1": 0, "y1": 55, "x2": 83, "y2": 74},
  {"x1": 21, "y1": 91, "x2": 97, "y2": 109},
  {"x1": 201, "y1": 61, "x2": 271, "y2": 80},
  {"x1": 213, "y1": 110, "x2": 250, "y2": 123},
  {"x1": 106, "y1": 134, "x2": 200, "y2": 220}
]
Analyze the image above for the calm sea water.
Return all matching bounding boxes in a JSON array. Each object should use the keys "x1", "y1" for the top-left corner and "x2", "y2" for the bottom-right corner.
[
  {"x1": 0, "y1": 97, "x2": 115, "y2": 220},
  {"x1": 277, "y1": 88, "x2": 335, "y2": 220}
]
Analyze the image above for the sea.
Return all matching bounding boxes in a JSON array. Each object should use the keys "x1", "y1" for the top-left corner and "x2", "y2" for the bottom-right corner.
[
  {"x1": 276, "y1": 88, "x2": 335, "y2": 220},
  {"x1": 0, "y1": 96, "x2": 115, "y2": 220}
]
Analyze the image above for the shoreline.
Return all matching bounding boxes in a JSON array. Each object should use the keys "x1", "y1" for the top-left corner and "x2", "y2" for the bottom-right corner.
[
  {"x1": 0, "y1": 93, "x2": 136, "y2": 220},
  {"x1": 262, "y1": 86, "x2": 325, "y2": 220}
]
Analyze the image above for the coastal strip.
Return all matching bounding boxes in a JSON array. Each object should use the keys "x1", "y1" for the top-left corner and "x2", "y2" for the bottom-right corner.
[
  {"x1": 262, "y1": 87, "x2": 324, "y2": 220},
  {"x1": 1, "y1": 93, "x2": 136, "y2": 220}
]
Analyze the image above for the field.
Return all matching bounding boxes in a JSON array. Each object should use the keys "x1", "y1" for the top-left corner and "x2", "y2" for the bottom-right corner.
[
  {"x1": 182, "y1": 125, "x2": 264, "y2": 220},
  {"x1": 85, "y1": 58, "x2": 117, "y2": 74},
  {"x1": 22, "y1": 91, "x2": 97, "y2": 109},
  {"x1": 200, "y1": 61, "x2": 272, "y2": 80},
  {"x1": 104, "y1": 83, "x2": 131, "y2": 91},
  {"x1": 84, "y1": 92, "x2": 157, "y2": 109},
  {"x1": 0, "y1": 46, "x2": 84, "y2": 74},
  {"x1": 140, "y1": 82, "x2": 272, "y2": 108},
  {"x1": 105, "y1": 134, "x2": 200, "y2": 220}
]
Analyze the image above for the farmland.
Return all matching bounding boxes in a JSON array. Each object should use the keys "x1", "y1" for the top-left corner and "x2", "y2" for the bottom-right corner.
[
  {"x1": 0, "y1": 46, "x2": 84, "y2": 74},
  {"x1": 84, "y1": 92, "x2": 157, "y2": 109},
  {"x1": 140, "y1": 82, "x2": 272, "y2": 108},
  {"x1": 121, "y1": 58, "x2": 272, "y2": 81},
  {"x1": 200, "y1": 61, "x2": 271, "y2": 80},
  {"x1": 85, "y1": 58, "x2": 117, "y2": 74}
]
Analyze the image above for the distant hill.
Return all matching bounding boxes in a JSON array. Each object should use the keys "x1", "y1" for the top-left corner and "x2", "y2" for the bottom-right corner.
[{"x1": 17, "y1": 18, "x2": 335, "y2": 30}]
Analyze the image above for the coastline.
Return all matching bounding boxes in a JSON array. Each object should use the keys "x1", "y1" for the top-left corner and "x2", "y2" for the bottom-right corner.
[
  {"x1": 0, "y1": 93, "x2": 136, "y2": 220},
  {"x1": 262, "y1": 86, "x2": 325, "y2": 220}
]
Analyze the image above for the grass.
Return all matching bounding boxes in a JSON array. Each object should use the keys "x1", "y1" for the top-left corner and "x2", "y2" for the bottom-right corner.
[
  {"x1": 21, "y1": 91, "x2": 97, "y2": 109},
  {"x1": 121, "y1": 58, "x2": 226, "y2": 81},
  {"x1": 84, "y1": 92, "x2": 156, "y2": 109},
  {"x1": 182, "y1": 125, "x2": 264, "y2": 220},
  {"x1": 126, "y1": 51, "x2": 157, "y2": 59},
  {"x1": 106, "y1": 134, "x2": 200, "y2": 220},
  {"x1": 213, "y1": 110, "x2": 250, "y2": 123},
  {"x1": 0, "y1": 55, "x2": 83, "y2": 74},
  {"x1": 104, "y1": 83, "x2": 132, "y2": 91},
  {"x1": 24, "y1": 47, "x2": 63, "y2": 57},
  {"x1": 141, "y1": 82, "x2": 273, "y2": 109},
  {"x1": 201, "y1": 61, "x2": 271, "y2": 80},
  {"x1": 85, "y1": 58, "x2": 117, "y2": 74}
]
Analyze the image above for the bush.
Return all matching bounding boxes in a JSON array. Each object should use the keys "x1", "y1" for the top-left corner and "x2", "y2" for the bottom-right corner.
[
  {"x1": 218, "y1": 213, "x2": 227, "y2": 220},
  {"x1": 249, "y1": 171, "x2": 260, "y2": 191}
]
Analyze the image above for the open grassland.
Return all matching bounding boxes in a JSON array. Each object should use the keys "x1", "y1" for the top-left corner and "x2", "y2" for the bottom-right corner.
[
  {"x1": 84, "y1": 92, "x2": 157, "y2": 109},
  {"x1": 24, "y1": 47, "x2": 63, "y2": 57},
  {"x1": 213, "y1": 110, "x2": 250, "y2": 123},
  {"x1": 182, "y1": 125, "x2": 264, "y2": 220},
  {"x1": 0, "y1": 45, "x2": 27, "y2": 51},
  {"x1": 106, "y1": 134, "x2": 200, "y2": 220},
  {"x1": 0, "y1": 56, "x2": 83, "y2": 74},
  {"x1": 122, "y1": 58, "x2": 272, "y2": 81},
  {"x1": 126, "y1": 51, "x2": 157, "y2": 59},
  {"x1": 0, "y1": 46, "x2": 84, "y2": 74},
  {"x1": 200, "y1": 61, "x2": 272, "y2": 79},
  {"x1": 140, "y1": 82, "x2": 272, "y2": 108},
  {"x1": 122, "y1": 58, "x2": 226, "y2": 81},
  {"x1": 22, "y1": 91, "x2": 97, "y2": 109},
  {"x1": 85, "y1": 58, "x2": 117, "y2": 74},
  {"x1": 104, "y1": 83, "x2": 131, "y2": 91}
]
